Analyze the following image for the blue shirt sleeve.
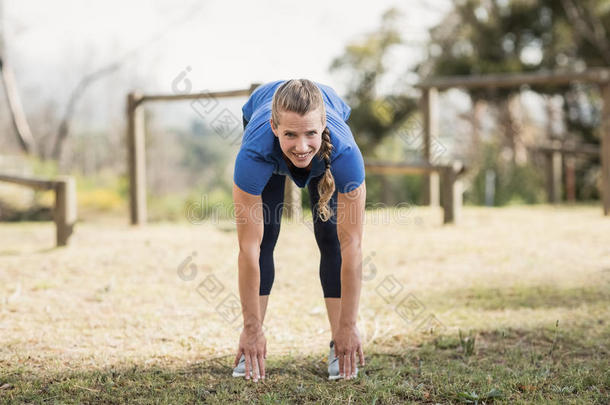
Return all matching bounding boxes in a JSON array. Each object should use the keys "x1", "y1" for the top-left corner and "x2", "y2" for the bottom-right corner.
[
  {"x1": 242, "y1": 80, "x2": 283, "y2": 122},
  {"x1": 233, "y1": 148, "x2": 274, "y2": 195},
  {"x1": 332, "y1": 145, "x2": 365, "y2": 193}
]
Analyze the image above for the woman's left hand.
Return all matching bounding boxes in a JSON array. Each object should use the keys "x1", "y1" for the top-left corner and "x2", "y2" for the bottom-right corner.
[{"x1": 333, "y1": 324, "x2": 365, "y2": 380}]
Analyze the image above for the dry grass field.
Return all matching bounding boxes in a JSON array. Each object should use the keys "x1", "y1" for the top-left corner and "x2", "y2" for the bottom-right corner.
[{"x1": 1, "y1": 205, "x2": 609, "y2": 403}]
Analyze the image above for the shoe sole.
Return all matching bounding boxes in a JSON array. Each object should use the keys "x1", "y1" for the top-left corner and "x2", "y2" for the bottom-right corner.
[
  {"x1": 328, "y1": 370, "x2": 358, "y2": 380},
  {"x1": 232, "y1": 369, "x2": 255, "y2": 378}
]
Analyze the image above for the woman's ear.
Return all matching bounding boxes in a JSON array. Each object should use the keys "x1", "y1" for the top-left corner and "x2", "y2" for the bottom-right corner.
[{"x1": 269, "y1": 118, "x2": 278, "y2": 137}]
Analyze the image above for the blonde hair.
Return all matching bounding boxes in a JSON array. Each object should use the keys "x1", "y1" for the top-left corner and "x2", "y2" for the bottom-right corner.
[{"x1": 271, "y1": 79, "x2": 335, "y2": 222}]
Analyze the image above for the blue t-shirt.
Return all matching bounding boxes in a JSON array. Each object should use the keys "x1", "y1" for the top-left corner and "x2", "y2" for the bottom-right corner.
[{"x1": 233, "y1": 80, "x2": 365, "y2": 196}]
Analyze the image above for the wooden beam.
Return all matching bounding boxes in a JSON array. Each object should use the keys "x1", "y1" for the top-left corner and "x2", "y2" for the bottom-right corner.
[
  {"x1": 55, "y1": 176, "x2": 76, "y2": 246},
  {"x1": 421, "y1": 87, "x2": 440, "y2": 207},
  {"x1": 529, "y1": 142, "x2": 599, "y2": 156},
  {"x1": 417, "y1": 68, "x2": 610, "y2": 90},
  {"x1": 365, "y1": 160, "x2": 448, "y2": 175},
  {"x1": 127, "y1": 91, "x2": 147, "y2": 225},
  {"x1": 602, "y1": 84, "x2": 610, "y2": 216},
  {"x1": 0, "y1": 174, "x2": 55, "y2": 190},
  {"x1": 364, "y1": 160, "x2": 464, "y2": 174},
  {"x1": 140, "y1": 87, "x2": 252, "y2": 103}
]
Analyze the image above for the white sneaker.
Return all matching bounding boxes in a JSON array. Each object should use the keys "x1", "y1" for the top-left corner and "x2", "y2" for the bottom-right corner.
[
  {"x1": 232, "y1": 354, "x2": 248, "y2": 378},
  {"x1": 328, "y1": 340, "x2": 358, "y2": 380},
  {"x1": 232, "y1": 353, "x2": 260, "y2": 378}
]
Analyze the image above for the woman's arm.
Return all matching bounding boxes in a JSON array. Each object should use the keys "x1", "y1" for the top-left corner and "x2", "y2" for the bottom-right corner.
[
  {"x1": 335, "y1": 180, "x2": 367, "y2": 378},
  {"x1": 337, "y1": 181, "x2": 366, "y2": 325},
  {"x1": 233, "y1": 182, "x2": 263, "y2": 329},
  {"x1": 232, "y1": 181, "x2": 266, "y2": 381}
]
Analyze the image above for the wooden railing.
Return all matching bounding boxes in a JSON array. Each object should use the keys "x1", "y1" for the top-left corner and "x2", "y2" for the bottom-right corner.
[
  {"x1": 127, "y1": 84, "x2": 261, "y2": 225},
  {"x1": 364, "y1": 160, "x2": 466, "y2": 224},
  {"x1": 527, "y1": 141, "x2": 600, "y2": 203},
  {"x1": 0, "y1": 174, "x2": 77, "y2": 246},
  {"x1": 417, "y1": 68, "x2": 610, "y2": 216}
]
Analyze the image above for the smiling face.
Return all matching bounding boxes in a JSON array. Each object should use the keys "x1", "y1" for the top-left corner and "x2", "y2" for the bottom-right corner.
[{"x1": 270, "y1": 108, "x2": 325, "y2": 170}]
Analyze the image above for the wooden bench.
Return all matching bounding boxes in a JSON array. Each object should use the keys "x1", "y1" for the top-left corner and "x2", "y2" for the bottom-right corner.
[
  {"x1": 0, "y1": 174, "x2": 77, "y2": 246},
  {"x1": 364, "y1": 160, "x2": 466, "y2": 224}
]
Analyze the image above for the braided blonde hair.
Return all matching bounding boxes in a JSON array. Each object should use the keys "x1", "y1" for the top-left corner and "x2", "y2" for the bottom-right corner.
[{"x1": 271, "y1": 79, "x2": 335, "y2": 222}]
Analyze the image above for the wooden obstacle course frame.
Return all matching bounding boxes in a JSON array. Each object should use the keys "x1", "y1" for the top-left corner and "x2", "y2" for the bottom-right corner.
[
  {"x1": 416, "y1": 68, "x2": 610, "y2": 216},
  {"x1": 365, "y1": 160, "x2": 465, "y2": 224},
  {"x1": 126, "y1": 84, "x2": 268, "y2": 225},
  {"x1": 126, "y1": 83, "x2": 466, "y2": 225},
  {"x1": 527, "y1": 141, "x2": 600, "y2": 203},
  {"x1": 0, "y1": 174, "x2": 77, "y2": 246}
]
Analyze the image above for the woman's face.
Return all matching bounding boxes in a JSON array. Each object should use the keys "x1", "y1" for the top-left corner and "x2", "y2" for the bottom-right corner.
[{"x1": 270, "y1": 108, "x2": 324, "y2": 170}]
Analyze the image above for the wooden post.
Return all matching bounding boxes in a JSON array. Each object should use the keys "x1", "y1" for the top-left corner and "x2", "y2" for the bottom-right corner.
[
  {"x1": 546, "y1": 140, "x2": 562, "y2": 203},
  {"x1": 283, "y1": 179, "x2": 302, "y2": 221},
  {"x1": 422, "y1": 87, "x2": 440, "y2": 206},
  {"x1": 440, "y1": 164, "x2": 462, "y2": 224},
  {"x1": 552, "y1": 141, "x2": 562, "y2": 203},
  {"x1": 54, "y1": 176, "x2": 76, "y2": 246},
  {"x1": 602, "y1": 84, "x2": 610, "y2": 216},
  {"x1": 127, "y1": 91, "x2": 147, "y2": 225},
  {"x1": 545, "y1": 151, "x2": 552, "y2": 203},
  {"x1": 565, "y1": 155, "x2": 576, "y2": 203},
  {"x1": 430, "y1": 171, "x2": 440, "y2": 207}
]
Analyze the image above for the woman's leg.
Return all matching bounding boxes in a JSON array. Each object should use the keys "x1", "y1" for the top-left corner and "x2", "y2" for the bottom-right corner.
[
  {"x1": 258, "y1": 172, "x2": 286, "y2": 323},
  {"x1": 307, "y1": 174, "x2": 342, "y2": 340}
]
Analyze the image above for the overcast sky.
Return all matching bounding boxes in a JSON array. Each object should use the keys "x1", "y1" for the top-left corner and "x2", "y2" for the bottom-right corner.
[
  {"x1": 5, "y1": 0, "x2": 449, "y2": 93},
  {"x1": 0, "y1": 0, "x2": 452, "y2": 136}
]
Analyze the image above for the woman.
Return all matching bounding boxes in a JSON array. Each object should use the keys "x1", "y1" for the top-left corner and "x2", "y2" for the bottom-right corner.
[{"x1": 231, "y1": 79, "x2": 366, "y2": 382}]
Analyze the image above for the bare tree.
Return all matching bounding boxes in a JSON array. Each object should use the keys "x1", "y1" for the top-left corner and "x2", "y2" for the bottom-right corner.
[
  {"x1": 50, "y1": 1, "x2": 207, "y2": 163},
  {"x1": 50, "y1": 62, "x2": 121, "y2": 161},
  {"x1": 2, "y1": 1, "x2": 205, "y2": 163},
  {"x1": 0, "y1": 0, "x2": 36, "y2": 155}
]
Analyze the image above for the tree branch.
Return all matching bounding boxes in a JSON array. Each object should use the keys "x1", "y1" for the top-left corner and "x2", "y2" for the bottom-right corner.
[
  {"x1": 560, "y1": 0, "x2": 610, "y2": 65},
  {"x1": 0, "y1": 57, "x2": 36, "y2": 154}
]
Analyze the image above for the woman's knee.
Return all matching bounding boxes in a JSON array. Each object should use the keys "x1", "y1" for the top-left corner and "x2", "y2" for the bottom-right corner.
[
  {"x1": 313, "y1": 220, "x2": 340, "y2": 252},
  {"x1": 260, "y1": 220, "x2": 281, "y2": 252}
]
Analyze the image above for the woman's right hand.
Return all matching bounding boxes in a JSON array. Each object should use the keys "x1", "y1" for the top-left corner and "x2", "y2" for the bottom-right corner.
[{"x1": 234, "y1": 326, "x2": 266, "y2": 382}]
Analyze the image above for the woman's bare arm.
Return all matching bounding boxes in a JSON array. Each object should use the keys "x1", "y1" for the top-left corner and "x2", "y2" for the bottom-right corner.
[
  {"x1": 232, "y1": 181, "x2": 266, "y2": 381},
  {"x1": 337, "y1": 182, "x2": 366, "y2": 324},
  {"x1": 334, "y1": 181, "x2": 367, "y2": 378}
]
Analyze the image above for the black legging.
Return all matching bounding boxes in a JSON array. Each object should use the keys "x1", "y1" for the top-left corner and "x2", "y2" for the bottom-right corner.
[{"x1": 258, "y1": 171, "x2": 342, "y2": 298}]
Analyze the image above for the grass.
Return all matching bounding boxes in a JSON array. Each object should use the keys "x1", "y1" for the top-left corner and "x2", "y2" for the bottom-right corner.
[
  {"x1": 1, "y1": 323, "x2": 607, "y2": 403},
  {"x1": 0, "y1": 205, "x2": 609, "y2": 403}
]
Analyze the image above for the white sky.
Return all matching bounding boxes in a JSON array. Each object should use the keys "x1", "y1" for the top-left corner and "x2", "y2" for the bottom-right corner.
[
  {"x1": 5, "y1": 0, "x2": 448, "y2": 94},
  {"x1": 0, "y1": 0, "x2": 452, "y2": 136}
]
